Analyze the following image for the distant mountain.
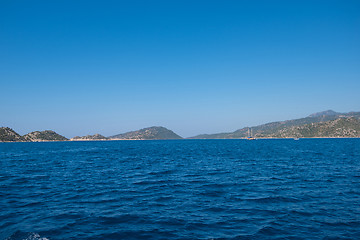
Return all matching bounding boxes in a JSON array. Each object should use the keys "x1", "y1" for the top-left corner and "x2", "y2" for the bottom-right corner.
[
  {"x1": 109, "y1": 126, "x2": 183, "y2": 140},
  {"x1": 190, "y1": 110, "x2": 360, "y2": 139},
  {"x1": 23, "y1": 130, "x2": 68, "y2": 142},
  {"x1": 71, "y1": 134, "x2": 108, "y2": 141},
  {"x1": 308, "y1": 110, "x2": 340, "y2": 118},
  {"x1": 0, "y1": 127, "x2": 26, "y2": 142}
]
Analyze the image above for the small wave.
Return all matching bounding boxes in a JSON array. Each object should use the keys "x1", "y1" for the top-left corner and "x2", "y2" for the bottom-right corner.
[
  {"x1": 148, "y1": 169, "x2": 176, "y2": 175},
  {"x1": 246, "y1": 196, "x2": 300, "y2": 203},
  {"x1": 90, "y1": 229, "x2": 177, "y2": 240},
  {"x1": 99, "y1": 213, "x2": 149, "y2": 225},
  {"x1": 256, "y1": 225, "x2": 290, "y2": 237},
  {"x1": 204, "y1": 206, "x2": 227, "y2": 213},
  {"x1": 154, "y1": 195, "x2": 175, "y2": 202},
  {"x1": 317, "y1": 219, "x2": 360, "y2": 227},
  {"x1": 5, "y1": 231, "x2": 49, "y2": 240},
  {"x1": 132, "y1": 179, "x2": 175, "y2": 186},
  {"x1": 289, "y1": 209, "x2": 314, "y2": 217}
]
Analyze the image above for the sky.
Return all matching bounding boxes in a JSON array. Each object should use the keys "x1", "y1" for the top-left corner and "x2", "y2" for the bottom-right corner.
[{"x1": 1, "y1": 0, "x2": 359, "y2": 138}]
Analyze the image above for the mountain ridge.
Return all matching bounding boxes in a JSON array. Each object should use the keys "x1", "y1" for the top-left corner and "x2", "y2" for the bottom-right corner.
[{"x1": 189, "y1": 110, "x2": 360, "y2": 139}]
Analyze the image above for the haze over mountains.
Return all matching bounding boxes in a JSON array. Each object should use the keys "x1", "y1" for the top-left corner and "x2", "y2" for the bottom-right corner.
[{"x1": 1, "y1": 110, "x2": 360, "y2": 142}]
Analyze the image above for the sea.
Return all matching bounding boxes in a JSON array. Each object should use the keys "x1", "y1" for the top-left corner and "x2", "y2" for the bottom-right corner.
[{"x1": 1, "y1": 139, "x2": 360, "y2": 240}]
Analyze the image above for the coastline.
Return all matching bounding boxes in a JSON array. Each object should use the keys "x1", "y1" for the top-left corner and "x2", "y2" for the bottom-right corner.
[{"x1": 1, "y1": 136, "x2": 360, "y2": 143}]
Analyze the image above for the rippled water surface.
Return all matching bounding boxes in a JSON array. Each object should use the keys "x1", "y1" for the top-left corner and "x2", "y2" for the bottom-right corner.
[{"x1": 1, "y1": 139, "x2": 360, "y2": 240}]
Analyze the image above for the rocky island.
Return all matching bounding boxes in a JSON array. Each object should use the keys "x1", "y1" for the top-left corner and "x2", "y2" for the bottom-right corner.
[
  {"x1": 109, "y1": 126, "x2": 183, "y2": 140},
  {"x1": 71, "y1": 134, "x2": 108, "y2": 141},
  {"x1": 0, "y1": 128, "x2": 68, "y2": 142},
  {"x1": 23, "y1": 130, "x2": 68, "y2": 142}
]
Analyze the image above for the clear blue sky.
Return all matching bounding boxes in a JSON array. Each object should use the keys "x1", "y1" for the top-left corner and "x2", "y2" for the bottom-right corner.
[{"x1": 1, "y1": 0, "x2": 359, "y2": 138}]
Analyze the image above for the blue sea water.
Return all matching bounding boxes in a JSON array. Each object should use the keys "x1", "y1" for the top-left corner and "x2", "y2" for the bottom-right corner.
[{"x1": 0, "y1": 139, "x2": 360, "y2": 240}]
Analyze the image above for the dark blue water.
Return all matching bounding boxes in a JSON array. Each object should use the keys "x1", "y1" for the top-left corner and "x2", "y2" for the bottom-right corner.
[{"x1": 1, "y1": 139, "x2": 360, "y2": 240}]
